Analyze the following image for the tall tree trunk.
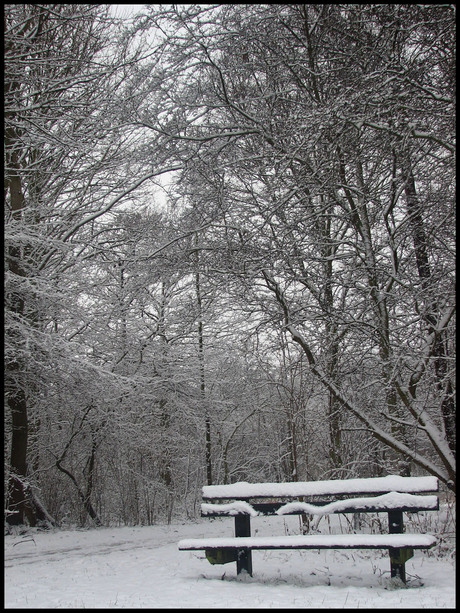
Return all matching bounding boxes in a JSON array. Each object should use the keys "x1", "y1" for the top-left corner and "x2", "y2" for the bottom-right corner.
[
  {"x1": 195, "y1": 241, "x2": 212, "y2": 485},
  {"x1": 5, "y1": 143, "x2": 33, "y2": 525},
  {"x1": 6, "y1": 390, "x2": 31, "y2": 526},
  {"x1": 402, "y1": 160, "x2": 455, "y2": 458}
]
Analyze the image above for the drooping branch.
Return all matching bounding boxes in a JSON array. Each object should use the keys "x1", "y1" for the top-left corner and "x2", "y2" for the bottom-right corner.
[{"x1": 262, "y1": 269, "x2": 455, "y2": 491}]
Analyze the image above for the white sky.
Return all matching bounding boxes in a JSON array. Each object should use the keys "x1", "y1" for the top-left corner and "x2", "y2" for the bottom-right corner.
[{"x1": 110, "y1": 4, "x2": 147, "y2": 19}]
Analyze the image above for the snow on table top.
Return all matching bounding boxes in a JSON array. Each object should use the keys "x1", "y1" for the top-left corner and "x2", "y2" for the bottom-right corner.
[
  {"x1": 202, "y1": 475, "x2": 438, "y2": 499},
  {"x1": 276, "y1": 492, "x2": 438, "y2": 514},
  {"x1": 201, "y1": 501, "x2": 260, "y2": 516},
  {"x1": 178, "y1": 533, "x2": 437, "y2": 550},
  {"x1": 201, "y1": 492, "x2": 439, "y2": 516}
]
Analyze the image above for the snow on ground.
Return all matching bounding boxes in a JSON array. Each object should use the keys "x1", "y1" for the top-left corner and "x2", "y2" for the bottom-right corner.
[{"x1": 5, "y1": 515, "x2": 456, "y2": 609}]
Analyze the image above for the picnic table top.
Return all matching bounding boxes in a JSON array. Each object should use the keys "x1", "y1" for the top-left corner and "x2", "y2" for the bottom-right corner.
[{"x1": 202, "y1": 475, "x2": 439, "y2": 500}]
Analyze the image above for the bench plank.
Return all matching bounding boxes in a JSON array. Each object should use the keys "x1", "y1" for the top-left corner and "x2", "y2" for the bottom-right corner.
[
  {"x1": 201, "y1": 493, "x2": 439, "y2": 516},
  {"x1": 178, "y1": 533, "x2": 437, "y2": 551},
  {"x1": 203, "y1": 476, "x2": 439, "y2": 500}
]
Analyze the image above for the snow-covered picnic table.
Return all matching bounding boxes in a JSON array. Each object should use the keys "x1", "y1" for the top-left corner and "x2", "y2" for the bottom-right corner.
[{"x1": 179, "y1": 475, "x2": 439, "y2": 584}]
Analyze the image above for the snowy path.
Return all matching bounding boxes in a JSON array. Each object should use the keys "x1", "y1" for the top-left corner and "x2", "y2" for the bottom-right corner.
[{"x1": 5, "y1": 518, "x2": 455, "y2": 609}]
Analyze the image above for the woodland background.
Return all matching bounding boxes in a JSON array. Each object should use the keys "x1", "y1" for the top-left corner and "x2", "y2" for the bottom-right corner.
[{"x1": 4, "y1": 4, "x2": 455, "y2": 529}]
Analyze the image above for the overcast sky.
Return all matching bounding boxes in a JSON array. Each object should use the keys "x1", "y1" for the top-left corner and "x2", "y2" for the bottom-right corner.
[{"x1": 110, "y1": 4, "x2": 147, "y2": 19}]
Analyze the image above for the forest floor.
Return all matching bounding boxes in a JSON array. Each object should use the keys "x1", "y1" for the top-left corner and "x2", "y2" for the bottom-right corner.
[{"x1": 4, "y1": 515, "x2": 456, "y2": 609}]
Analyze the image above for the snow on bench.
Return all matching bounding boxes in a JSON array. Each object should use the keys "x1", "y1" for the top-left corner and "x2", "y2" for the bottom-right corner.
[
  {"x1": 179, "y1": 475, "x2": 439, "y2": 584},
  {"x1": 178, "y1": 533, "x2": 437, "y2": 551},
  {"x1": 202, "y1": 475, "x2": 439, "y2": 500},
  {"x1": 201, "y1": 492, "x2": 439, "y2": 517}
]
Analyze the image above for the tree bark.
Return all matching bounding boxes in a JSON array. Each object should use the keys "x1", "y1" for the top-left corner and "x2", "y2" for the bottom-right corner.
[
  {"x1": 5, "y1": 125, "x2": 32, "y2": 525},
  {"x1": 402, "y1": 160, "x2": 455, "y2": 458},
  {"x1": 195, "y1": 241, "x2": 213, "y2": 485}
]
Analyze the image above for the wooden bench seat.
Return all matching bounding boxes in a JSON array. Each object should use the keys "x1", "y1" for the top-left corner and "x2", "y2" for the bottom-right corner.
[
  {"x1": 179, "y1": 475, "x2": 439, "y2": 584},
  {"x1": 179, "y1": 533, "x2": 438, "y2": 551}
]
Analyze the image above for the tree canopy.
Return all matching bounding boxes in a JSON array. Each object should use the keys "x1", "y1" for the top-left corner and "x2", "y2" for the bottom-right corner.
[{"x1": 4, "y1": 4, "x2": 455, "y2": 528}]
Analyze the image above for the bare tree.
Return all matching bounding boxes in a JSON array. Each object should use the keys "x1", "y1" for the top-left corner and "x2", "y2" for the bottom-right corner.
[
  {"x1": 4, "y1": 4, "x2": 175, "y2": 526},
  {"x1": 132, "y1": 4, "x2": 455, "y2": 489}
]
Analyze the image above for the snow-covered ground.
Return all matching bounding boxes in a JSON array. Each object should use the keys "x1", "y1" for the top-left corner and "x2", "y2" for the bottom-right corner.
[{"x1": 5, "y1": 515, "x2": 455, "y2": 609}]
